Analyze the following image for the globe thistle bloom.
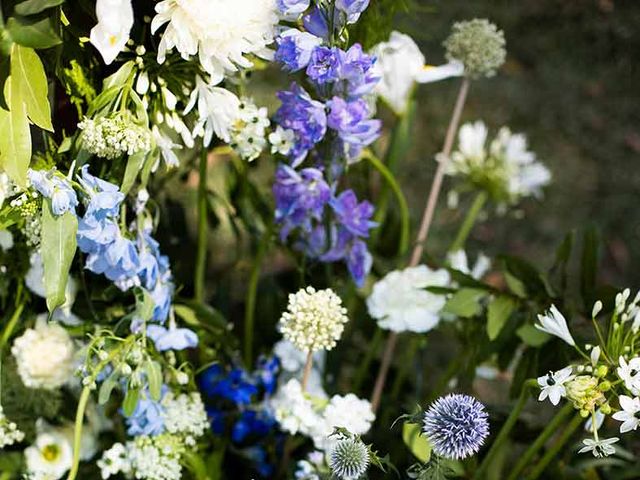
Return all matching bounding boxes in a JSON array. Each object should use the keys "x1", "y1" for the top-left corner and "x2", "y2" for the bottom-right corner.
[
  {"x1": 329, "y1": 438, "x2": 370, "y2": 480},
  {"x1": 443, "y1": 19, "x2": 506, "y2": 79},
  {"x1": 422, "y1": 394, "x2": 490, "y2": 460},
  {"x1": 279, "y1": 286, "x2": 349, "y2": 352}
]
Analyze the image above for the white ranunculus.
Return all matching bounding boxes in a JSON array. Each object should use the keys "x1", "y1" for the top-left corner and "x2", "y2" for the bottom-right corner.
[
  {"x1": 371, "y1": 31, "x2": 463, "y2": 115},
  {"x1": 89, "y1": 0, "x2": 134, "y2": 65},
  {"x1": 367, "y1": 265, "x2": 450, "y2": 333},
  {"x1": 25, "y1": 420, "x2": 74, "y2": 479},
  {"x1": 151, "y1": 0, "x2": 278, "y2": 80},
  {"x1": 11, "y1": 318, "x2": 76, "y2": 390}
]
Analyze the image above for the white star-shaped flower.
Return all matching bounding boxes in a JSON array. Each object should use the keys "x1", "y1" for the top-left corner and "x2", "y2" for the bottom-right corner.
[{"x1": 537, "y1": 367, "x2": 574, "y2": 405}]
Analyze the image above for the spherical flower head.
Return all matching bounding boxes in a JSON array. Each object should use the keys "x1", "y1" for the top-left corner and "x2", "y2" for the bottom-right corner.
[
  {"x1": 329, "y1": 438, "x2": 370, "y2": 480},
  {"x1": 279, "y1": 286, "x2": 349, "y2": 352},
  {"x1": 444, "y1": 19, "x2": 506, "y2": 79},
  {"x1": 422, "y1": 394, "x2": 489, "y2": 460},
  {"x1": 11, "y1": 319, "x2": 75, "y2": 390}
]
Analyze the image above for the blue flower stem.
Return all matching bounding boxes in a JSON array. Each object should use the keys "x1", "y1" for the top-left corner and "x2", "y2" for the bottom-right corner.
[
  {"x1": 244, "y1": 226, "x2": 272, "y2": 367},
  {"x1": 449, "y1": 191, "x2": 488, "y2": 253},
  {"x1": 524, "y1": 413, "x2": 583, "y2": 480},
  {"x1": 473, "y1": 379, "x2": 537, "y2": 480},
  {"x1": 505, "y1": 402, "x2": 574, "y2": 480},
  {"x1": 194, "y1": 148, "x2": 209, "y2": 304}
]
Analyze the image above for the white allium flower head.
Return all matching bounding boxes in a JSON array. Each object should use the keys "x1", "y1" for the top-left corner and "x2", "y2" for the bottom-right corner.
[
  {"x1": 537, "y1": 367, "x2": 574, "y2": 405},
  {"x1": 25, "y1": 421, "x2": 73, "y2": 480},
  {"x1": 89, "y1": 0, "x2": 134, "y2": 65},
  {"x1": 12, "y1": 318, "x2": 76, "y2": 390},
  {"x1": 151, "y1": 0, "x2": 279, "y2": 80},
  {"x1": 535, "y1": 305, "x2": 575, "y2": 346},
  {"x1": 371, "y1": 31, "x2": 462, "y2": 115},
  {"x1": 366, "y1": 265, "x2": 450, "y2": 333},
  {"x1": 279, "y1": 286, "x2": 349, "y2": 352}
]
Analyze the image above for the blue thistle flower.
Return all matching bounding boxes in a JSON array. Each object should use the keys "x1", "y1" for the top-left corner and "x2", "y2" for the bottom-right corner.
[{"x1": 422, "y1": 394, "x2": 489, "y2": 460}]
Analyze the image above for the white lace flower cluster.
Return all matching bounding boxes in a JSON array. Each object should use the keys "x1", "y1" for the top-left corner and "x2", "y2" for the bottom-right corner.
[
  {"x1": 0, "y1": 406, "x2": 24, "y2": 448},
  {"x1": 161, "y1": 392, "x2": 209, "y2": 446},
  {"x1": 78, "y1": 116, "x2": 152, "y2": 159},
  {"x1": 271, "y1": 379, "x2": 374, "y2": 452},
  {"x1": 535, "y1": 290, "x2": 640, "y2": 458},
  {"x1": 151, "y1": 0, "x2": 278, "y2": 81},
  {"x1": 367, "y1": 265, "x2": 450, "y2": 333},
  {"x1": 99, "y1": 434, "x2": 184, "y2": 480},
  {"x1": 447, "y1": 121, "x2": 551, "y2": 206},
  {"x1": 11, "y1": 318, "x2": 76, "y2": 390},
  {"x1": 230, "y1": 99, "x2": 270, "y2": 161},
  {"x1": 279, "y1": 287, "x2": 349, "y2": 353}
]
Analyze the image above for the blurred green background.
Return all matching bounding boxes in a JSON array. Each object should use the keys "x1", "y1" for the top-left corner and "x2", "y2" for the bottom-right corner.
[{"x1": 376, "y1": 0, "x2": 640, "y2": 287}]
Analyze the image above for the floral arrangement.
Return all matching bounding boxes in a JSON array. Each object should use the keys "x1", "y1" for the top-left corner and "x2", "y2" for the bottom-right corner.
[{"x1": 0, "y1": 1, "x2": 636, "y2": 479}]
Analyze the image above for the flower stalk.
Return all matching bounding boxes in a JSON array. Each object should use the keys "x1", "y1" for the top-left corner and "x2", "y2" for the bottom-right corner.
[{"x1": 194, "y1": 148, "x2": 209, "y2": 304}]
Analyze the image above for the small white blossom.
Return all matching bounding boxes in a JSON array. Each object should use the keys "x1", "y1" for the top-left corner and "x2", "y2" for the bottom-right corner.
[
  {"x1": 279, "y1": 287, "x2": 349, "y2": 353},
  {"x1": 128, "y1": 435, "x2": 183, "y2": 480},
  {"x1": 0, "y1": 406, "x2": 24, "y2": 448},
  {"x1": 447, "y1": 249, "x2": 490, "y2": 280},
  {"x1": 12, "y1": 318, "x2": 76, "y2": 390},
  {"x1": 578, "y1": 437, "x2": 619, "y2": 458},
  {"x1": 617, "y1": 356, "x2": 640, "y2": 395},
  {"x1": 0, "y1": 171, "x2": 12, "y2": 207},
  {"x1": 315, "y1": 395, "x2": 375, "y2": 451},
  {"x1": 537, "y1": 367, "x2": 574, "y2": 406},
  {"x1": 269, "y1": 126, "x2": 295, "y2": 155},
  {"x1": 79, "y1": 116, "x2": 152, "y2": 159},
  {"x1": 230, "y1": 99, "x2": 270, "y2": 161},
  {"x1": 612, "y1": 395, "x2": 640, "y2": 433},
  {"x1": 98, "y1": 443, "x2": 131, "y2": 479},
  {"x1": 89, "y1": 0, "x2": 134, "y2": 65},
  {"x1": 161, "y1": 392, "x2": 209, "y2": 445},
  {"x1": 590, "y1": 346, "x2": 601, "y2": 366},
  {"x1": 271, "y1": 379, "x2": 324, "y2": 437},
  {"x1": 535, "y1": 305, "x2": 575, "y2": 346},
  {"x1": 366, "y1": 265, "x2": 450, "y2": 333}
]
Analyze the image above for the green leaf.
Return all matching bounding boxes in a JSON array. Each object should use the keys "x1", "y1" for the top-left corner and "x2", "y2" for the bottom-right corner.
[
  {"x1": 146, "y1": 360, "x2": 162, "y2": 401},
  {"x1": 516, "y1": 324, "x2": 550, "y2": 347},
  {"x1": 122, "y1": 387, "x2": 140, "y2": 417},
  {"x1": 103, "y1": 61, "x2": 134, "y2": 90},
  {"x1": 6, "y1": 16, "x2": 61, "y2": 49},
  {"x1": 0, "y1": 77, "x2": 31, "y2": 186},
  {"x1": 121, "y1": 150, "x2": 146, "y2": 194},
  {"x1": 15, "y1": 0, "x2": 65, "y2": 16},
  {"x1": 134, "y1": 288, "x2": 155, "y2": 322},
  {"x1": 442, "y1": 288, "x2": 486, "y2": 318},
  {"x1": 10, "y1": 44, "x2": 53, "y2": 131},
  {"x1": 504, "y1": 270, "x2": 526, "y2": 298},
  {"x1": 487, "y1": 296, "x2": 517, "y2": 340},
  {"x1": 98, "y1": 370, "x2": 118, "y2": 405},
  {"x1": 403, "y1": 422, "x2": 431, "y2": 463},
  {"x1": 41, "y1": 200, "x2": 78, "y2": 312}
]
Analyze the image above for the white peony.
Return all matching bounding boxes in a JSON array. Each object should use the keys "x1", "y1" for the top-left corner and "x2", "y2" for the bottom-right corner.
[
  {"x1": 271, "y1": 379, "x2": 324, "y2": 437},
  {"x1": 371, "y1": 31, "x2": 463, "y2": 115},
  {"x1": 151, "y1": 0, "x2": 279, "y2": 81},
  {"x1": 367, "y1": 265, "x2": 450, "y2": 333},
  {"x1": 314, "y1": 394, "x2": 375, "y2": 451},
  {"x1": 25, "y1": 421, "x2": 73, "y2": 480},
  {"x1": 89, "y1": 0, "x2": 134, "y2": 65},
  {"x1": 12, "y1": 318, "x2": 76, "y2": 390}
]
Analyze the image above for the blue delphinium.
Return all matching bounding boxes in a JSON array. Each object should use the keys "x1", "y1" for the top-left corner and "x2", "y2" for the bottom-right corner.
[
  {"x1": 124, "y1": 385, "x2": 169, "y2": 437},
  {"x1": 276, "y1": 0, "x2": 310, "y2": 17},
  {"x1": 29, "y1": 169, "x2": 79, "y2": 215},
  {"x1": 147, "y1": 324, "x2": 198, "y2": 352},
  {"x1": 271, "y1": 0, "x2": 380, "y2": 287},
  {"x1": 422, "y1": 394, "x2": 490, "y2": 460}
]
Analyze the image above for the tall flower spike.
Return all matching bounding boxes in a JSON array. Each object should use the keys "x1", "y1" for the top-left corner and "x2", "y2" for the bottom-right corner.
[
  {"x1": 443, "y1": 18, "x2": 506, "y2": 79},
  {"x1": 422, "y1": 394, "x2": 490, "y2": 460},
  {"x1": 535, "y1": 304, "x2": 576, "y2": 346},
  {"x1": 329, "y1": 437, "x2": 370, "y2": 480},
  {"x1": 279, "y1": 286, "x2": 349, "y2": 352}
]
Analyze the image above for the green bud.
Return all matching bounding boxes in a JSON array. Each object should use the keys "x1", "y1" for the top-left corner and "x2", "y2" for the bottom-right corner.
[
  {"x1": 598, "y1": 380, "x2": 611, "y2": 392},
  {"x1": 601, "y1": 403, "x2": 612, "y2": 415},
  {"x1": 580, "y1": 409, "x2": 590, "y2": 418},
  {"x1": 596, "y1": 366, "x2": 608, "y2": 378}
]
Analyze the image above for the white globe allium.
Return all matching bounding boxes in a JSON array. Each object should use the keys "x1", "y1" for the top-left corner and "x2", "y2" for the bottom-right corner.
[
  {"x1": 279, "y1": 287, "x2": 349, "y2": 353},
  {"x1": 12, "y1": 319, "x2": 76, "y2": 390},
  {"x1": 329, "y1": 438, "x2": 370, "y2": 480},
  {"x1": 151, "y1": 0, "x2": 279, "y2": 80},
  {"x1": 366, "y1": 265, "x2": 450, "y2": 333}
]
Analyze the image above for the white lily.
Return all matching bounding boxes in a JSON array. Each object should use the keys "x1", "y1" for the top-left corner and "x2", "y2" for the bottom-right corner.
[
  {"x1": 89, "y1": 0, "x2": 134, "y2": 65},
  {"x1": 535, "y1": 304, "x2": 575, "y2": 346}
]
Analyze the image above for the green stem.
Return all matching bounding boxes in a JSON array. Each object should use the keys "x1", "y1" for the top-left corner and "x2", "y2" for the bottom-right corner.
[
  {"x1": 449, "y1": 191, "x2": 488, "y2": 253},
  {"x1": 244, "y1": 228, "x2": 272, "y2": 367},
  {"x1": 473, "y1": 380, "x2": 536, "y2": 480},
  {"x1": 194, "y1": 148, "x2": 208, "y2": 303},
  {"x1": 506, "y1": 403, "x2": 574, "y2": 480},
  {"x1": 524, "y1": 413, "x2": 583, "y2": 480},
  {"x1": 0, "y1": 303, "x2": 24, "y2": 351},
  {"x1": 66, "y1": 386, "x2": 91, "y2": 480},
  {"x1": 352, "y1": 328, "x2": 384, "y2": 392},
  {"x1": 363, "y1": 150, "x2": 411, "y2": 256},
  {"x1": 390, "y1": 336, "x2": 420, "y2": 401}
]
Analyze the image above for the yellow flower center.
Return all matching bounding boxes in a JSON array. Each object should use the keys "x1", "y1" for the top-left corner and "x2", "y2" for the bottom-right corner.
[{"x1": 42, "y1": 444, "x2": 60, "y2": 462}]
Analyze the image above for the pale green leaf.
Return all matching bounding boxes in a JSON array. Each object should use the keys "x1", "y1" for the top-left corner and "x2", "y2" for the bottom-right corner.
[
  {"x1": 15, "y1": 0, "x2": 65, "y2": 16},
  {"x1": 41, "y1": 200, "x2": 78, "y2": 312},
  {"x1": 122, "y1": 387, "x2": 140, "y2": 417},
  {"x1": 6, "y1": 16, "x2": 61, "y2": 49},
  {"x1": 516, "y1": 324, "x2": 550, "y2": 347},
  {"x1": 402, "y1": 422, "x2": 431, "y2": 463},
  {"x1": 98, "y1": 370, "x2": 118, "y2": 405},
  {"x1": 504, "y1": 270, "x2": 526, "y2": 298},
  {"x1": 487, "y1": 296, "x2": 517, "y2": 340},
  {"x1": 442, "y1": 288, "x2": 487, "y2": 318},
  {"x1": 0, "y1": 77, "x2": 31, "y2": 186},
  {"x1": 134, "y1": 288, "x2": 155, "y2": 322},
  {"x1": 11, "y1": 44, "x2": 53, "y2": 131},
  {"x1": 121, "y1": 150, "x2": 146, "y2": 194},
  {"x1": 146, "y1": 360, "x2": 163, "y2": 401}
]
